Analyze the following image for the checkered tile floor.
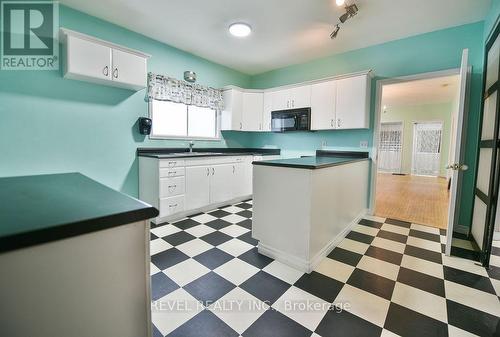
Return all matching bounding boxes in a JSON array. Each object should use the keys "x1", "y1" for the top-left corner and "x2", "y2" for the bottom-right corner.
[{"x1": 149, "y1": 200, "x2": 500, "y2": 337}]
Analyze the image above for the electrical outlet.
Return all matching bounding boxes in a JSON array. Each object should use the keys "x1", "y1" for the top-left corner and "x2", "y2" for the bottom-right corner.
[{"x1": 360, "y1": 141, "x2": 368, "y2": 148}]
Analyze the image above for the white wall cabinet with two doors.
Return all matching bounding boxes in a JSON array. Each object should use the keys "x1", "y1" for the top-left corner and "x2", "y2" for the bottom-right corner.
[
  {"x1": 60, "y1": 28, "x2": 150, "y2": 91},
  {"x1": 221, "y1": 71, "x2": 371, "y2": 132},
  {"x1": 139, "y1": 155, "x2": 277, "y2": 223}
]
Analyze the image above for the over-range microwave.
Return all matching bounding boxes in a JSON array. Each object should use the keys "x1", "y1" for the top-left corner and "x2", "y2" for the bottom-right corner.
[{"x1": 271, "y1": 108, "x2": 311, "y2": 132}]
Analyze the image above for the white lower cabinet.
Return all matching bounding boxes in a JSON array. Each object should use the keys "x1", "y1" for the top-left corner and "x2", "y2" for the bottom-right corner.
[
  {"x1": 140, "y1": 155, "x2": 258, "y2": 222},
  {"x1": 209, "y1": 164, "x2": 235, "y2": 204},
  {"x1": 185, "y1": 166, "x2": 210, "y2": 210}
]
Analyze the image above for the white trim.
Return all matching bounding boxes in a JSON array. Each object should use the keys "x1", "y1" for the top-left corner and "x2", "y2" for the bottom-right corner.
[
  {"x1": 258, "y1": 209, "x2": 367, "y2": 273},
  {"x1": 369, "y1": 68, "x2": 460, "y2": 214},
  {"x1": 223, "y1": 70, "x2": 373, "y2": 92},
  {"x1": 59, "y1": 28, "x2": 151, "y2": 58}
]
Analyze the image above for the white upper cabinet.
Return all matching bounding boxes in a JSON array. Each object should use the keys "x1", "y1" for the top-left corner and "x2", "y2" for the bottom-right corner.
[
  {"x1": 222, "y1": 71, "x2": 371, "y2": 132},
  {"x1": 289, "y1": 85, "x2": 311, "y2": 109},
  {"x1": 65, "y1": 35, "x2": 112, "y2": 82},
  {"x1": 335, "y1": 74, "x2": 370, "y2": 129},
  {"x1": 262, "y1": 92, "x2": 273, "y2": 131},
  {"x1": 242, "y1": 92, "x2": 264, "y2": 131},
  {"x1": 270, "y1": 86, "x2": 311, "y2": 110},
  {"x1": 111, "y1": 49, "x2": 147, "y2": 90},
  {"x1": 221, "y1": 89, "x2": 243, "y2": 131},
  {"x1": 310, "y1": 80, "x2": 336, "y2": 130},
  {"x1": 61, "y1": 28, "x2": 150, "y2": 91}
]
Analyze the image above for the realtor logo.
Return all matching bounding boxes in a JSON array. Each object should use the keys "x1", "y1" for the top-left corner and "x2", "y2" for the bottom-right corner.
[{"x1": 1, "y1": 1, "x2": 59, "y2": 70}]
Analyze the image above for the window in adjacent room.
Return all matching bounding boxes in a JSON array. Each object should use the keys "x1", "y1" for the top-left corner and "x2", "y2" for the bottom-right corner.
[{"x1": 149, "y1": 100, "x2": 219, "y2": 139}]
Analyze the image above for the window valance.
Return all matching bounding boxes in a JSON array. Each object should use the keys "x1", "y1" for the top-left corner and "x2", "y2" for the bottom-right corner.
[{"x1": 145, "y1": 72, "x2": 224, "y2": 110}]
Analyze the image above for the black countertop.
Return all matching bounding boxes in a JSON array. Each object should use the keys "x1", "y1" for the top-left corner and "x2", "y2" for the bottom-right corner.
[
  {"x1": 0, "y1": 173, "x2": 158, "y2": 253},
  {"x1": 252, "y1": 150, "x2": 370, "y2": 169},
  {"x1": 137, "y1": 147, "x2": 280, "y2": 159}
]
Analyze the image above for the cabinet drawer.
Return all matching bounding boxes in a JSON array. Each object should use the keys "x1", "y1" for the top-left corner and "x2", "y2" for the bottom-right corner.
[
  {"x1": 159, "y1": 159, "x2": 185, "y2": 168},
  {"x1": 160, "y1": 167, "x2": 185, "y2": 178},
  {"x1": 160, "y1": 176, "x2": 185, "y2": 197},
  {"x1": 159, "y1": 195, "x2": 184, "y2": 218}
]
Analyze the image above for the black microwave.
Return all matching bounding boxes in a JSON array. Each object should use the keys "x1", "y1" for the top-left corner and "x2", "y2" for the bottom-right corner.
[{"x1": 271, "y1": 108, "x2": 311, "y2": 132}]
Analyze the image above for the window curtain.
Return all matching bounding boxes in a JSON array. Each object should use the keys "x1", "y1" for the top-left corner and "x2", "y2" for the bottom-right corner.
[{"x1": 145, "y1": 72, "x2": 224, "y2": 110}]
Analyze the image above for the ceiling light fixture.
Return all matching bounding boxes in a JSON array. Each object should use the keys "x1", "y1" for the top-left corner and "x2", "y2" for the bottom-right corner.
[
  {"x1": 229, "y1": 23, "x2": 252, "y2": 37},
  {"x1": 336, "y1": 0, "x2": 345, "y2": 6},
  {"x1": 330, "y1": 24, "x2": 340, "y2": 39}
]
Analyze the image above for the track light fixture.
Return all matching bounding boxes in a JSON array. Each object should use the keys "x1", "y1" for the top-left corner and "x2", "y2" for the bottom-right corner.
[
  {"x1": 330, "y1": 2, "x2": 358, "y2": 40},
  {"x1": 330, "y1": 24, "x2": 340, "y2": 39},
  {"x1": 339, "y1": 4, "x2": 358, "y2": 23}
]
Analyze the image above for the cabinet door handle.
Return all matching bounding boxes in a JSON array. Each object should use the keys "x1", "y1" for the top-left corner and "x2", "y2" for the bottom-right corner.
[
  {"x1": 168, "y1": 184, "x2": 177, "y2": 189},
  {"x1": 113, "y1": 67, "x2": 118, "y2": 79},
  {"x1": 103, "y1": 66, "x2": 109, "y2": 76},
  {"x1": 239, "y1": 122, "x2": 242, "y2": 130},
  {"x1": 331, "y1": 119, "x2": 333, "y2": 127},
  {"x1": 337, "y1": 118, "x2": 341, "y2": 128},
  {"x1": 287, "y1": 100, "x2": 290, "y2": 108},
  {"x1": 233, "y1": 165, "x2": 235, "y2": 174},
  {"x1": 168, "y1": 171, "x2": 176, "y2": 176},
  {"x1": 169, "y1": 203, "x2": 178, "y2": 208},
  {"x1": 212, "y1": 167, "x2": 215, "y2": 175},
  {"x1": 206, "y1": 167, "x2": 210, "y2": 176},
  {"x1": 292, "y1": 99, "x2": 295, "y2": 107}
]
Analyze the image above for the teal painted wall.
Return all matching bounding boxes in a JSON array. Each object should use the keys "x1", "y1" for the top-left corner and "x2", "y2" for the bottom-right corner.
[
  {"x1": 249, "y1": 22, "x2": 485, "y2": 228},
  {"x1": 484, "y1": 0, "x2": 500, "y2": 41},
  {"x1": 380, "y1": 103, "x2": 453, "y2": 177},
  {"x1": 0, "y1": 5, "x2": 253, "y2": 197}
]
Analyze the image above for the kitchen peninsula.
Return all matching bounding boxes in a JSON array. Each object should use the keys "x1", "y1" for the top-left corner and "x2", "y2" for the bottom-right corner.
[{"x1": 252, "y1": 150, "x2": 370, "y2": 272}]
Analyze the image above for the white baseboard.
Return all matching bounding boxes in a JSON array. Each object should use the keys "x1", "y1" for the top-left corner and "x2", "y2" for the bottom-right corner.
[
  {"x1": 153, "y1": 195, "x2": 252, "y2": 224},
  {"x1": 258, "y1": 209, "x2": 367, "y2": 273}
]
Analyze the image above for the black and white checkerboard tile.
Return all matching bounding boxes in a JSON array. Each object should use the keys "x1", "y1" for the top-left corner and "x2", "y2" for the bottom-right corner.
[{"x1": 149, "y1": 200, "x2": 500, "y2": 337}]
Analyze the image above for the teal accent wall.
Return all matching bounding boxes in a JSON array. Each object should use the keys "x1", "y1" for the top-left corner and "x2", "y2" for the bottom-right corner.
[
  {"x1": 0, "y1": 5, "x2": 253, "y2": 197},
  {"x1": 484, "y1": 0, "x2": 500, "y2": 41},
  {"x1": 249, "y1": 22, "x2": 485, "y2": 228}
]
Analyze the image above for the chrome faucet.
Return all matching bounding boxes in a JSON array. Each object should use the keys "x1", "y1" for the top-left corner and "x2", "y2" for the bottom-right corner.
[{"x1": 189, "y1": 141, "x2": 194, "y2": 153}]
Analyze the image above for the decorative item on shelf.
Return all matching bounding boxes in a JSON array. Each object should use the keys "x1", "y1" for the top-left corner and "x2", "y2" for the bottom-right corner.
[
  {"x1": 184, "y1": 71, "x2": 197, "y2": 83},
  {"x1": 145, "y1": 72, "x2": 224, "y2": 110},
  {"x1": 138, "y1": 117, "x2": 152, "y2": 135}
]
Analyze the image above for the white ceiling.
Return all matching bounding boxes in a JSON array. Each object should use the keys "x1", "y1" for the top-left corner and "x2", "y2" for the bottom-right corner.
[
  {"x1": 60, "y1": 0, "x2": 491, "y2": 75},
  {"x1": 382, "y1": 75, "x2": 460, "y2": 107}
]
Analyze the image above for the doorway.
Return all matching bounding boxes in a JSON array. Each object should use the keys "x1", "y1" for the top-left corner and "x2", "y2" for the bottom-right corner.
[{"x1": 373, "y1": 74, "x2": 459, "y2": 229}]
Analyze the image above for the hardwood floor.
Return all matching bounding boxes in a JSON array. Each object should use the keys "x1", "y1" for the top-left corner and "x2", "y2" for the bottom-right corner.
[{"x1": 374, "y1": 173, "x2": 450, "y2": 229}]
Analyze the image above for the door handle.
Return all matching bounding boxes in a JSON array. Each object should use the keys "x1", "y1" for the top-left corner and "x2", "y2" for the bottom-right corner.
[
  {"x1": 113, "y1": 67, "x2": 118, "y2": 79},
  {"x1": 446, "y1": 163, "x2": 469, "y2": 171},
  {"x1": 103, "y1": 66, "x2": 109, "y2": 76}
]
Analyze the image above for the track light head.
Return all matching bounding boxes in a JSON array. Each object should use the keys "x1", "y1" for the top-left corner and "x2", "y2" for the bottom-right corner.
[
  {"x1": 330, "y1": 24, "x2": 340, "y2": 39},
  {"x1": 339, "y1": 4, "x2": 358, "y2": 23}
]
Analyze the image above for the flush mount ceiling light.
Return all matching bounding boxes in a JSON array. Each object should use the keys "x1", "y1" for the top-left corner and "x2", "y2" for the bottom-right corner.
[
  {"x1": 336, "y1": 0, "x2": 345, "y2": 6},
  {"x1": 229, "y1": 23, "x2": 252, "y2": 37}
]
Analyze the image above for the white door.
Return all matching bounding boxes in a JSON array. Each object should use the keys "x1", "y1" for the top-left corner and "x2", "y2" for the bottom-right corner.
[
  {"x1": 289, "y1": 85, "x2": 311, "y2": 109},
  {"x1": 209, "y1": 164, "x2": 235, "y2": 204},
  {"x1": 378, "y1": 122, "x2": 403, "y2": 173},
  {"x1": 412, "y1": 122, "x2": 443, "y2": 176},
  {"x1": 66, "y1": 35, "x2": 111, "y2": 80},
  {"x1": 271, "y1": 89, "x2": 290, "y2": 111},
  {"x1": 242, "y1": 92, "x2": 263, "y2": 131},
  {"x1": 111, "y1": 49, "x2": 147, "y2": 88},
  {"x1": 446, "y1": 49, "x2": 470, "y2": 255},
  {"x1": 185, "y1": 166, "x2": 210, "y2": 210},
  {"x1": 262, "y1": 92, "x2": 273, "y2": 131},
  {"x1": 336, "y1": 75, "x2": 369, "y2": 129},
  {"x1": 311, "y1": 81, "x2": 336, "y2": 130}
]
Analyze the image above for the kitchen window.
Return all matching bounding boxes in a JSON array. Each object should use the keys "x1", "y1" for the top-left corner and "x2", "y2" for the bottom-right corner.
[{"x1": 149, "y1": 100, "x2": 219, "y2": 139}]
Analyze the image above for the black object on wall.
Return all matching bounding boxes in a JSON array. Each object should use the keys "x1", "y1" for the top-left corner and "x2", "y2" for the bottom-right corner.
[{"x1": 138, "y1": 117, "x2": 152, "y2": 135}]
